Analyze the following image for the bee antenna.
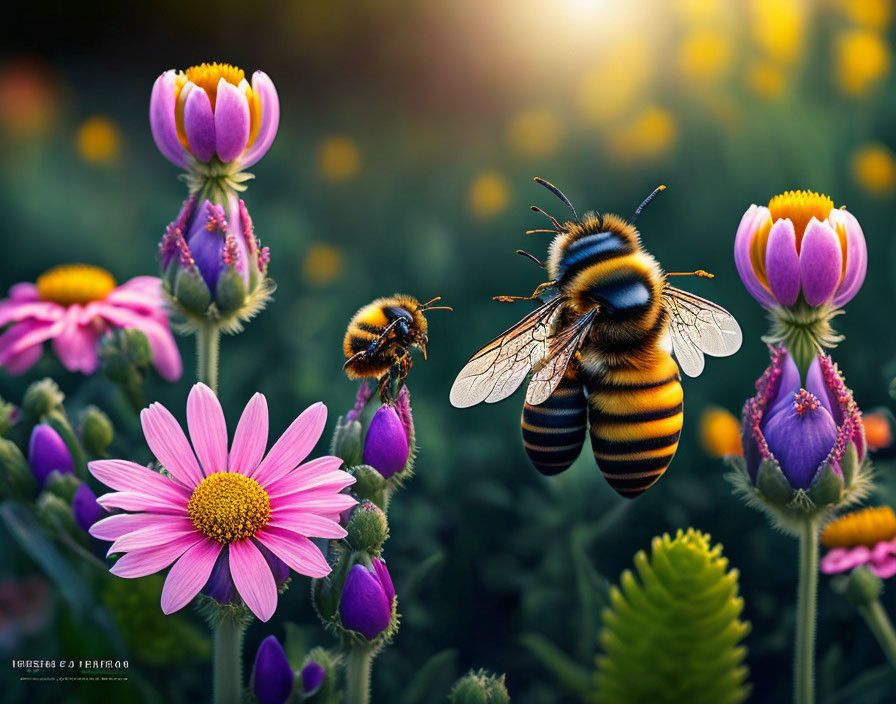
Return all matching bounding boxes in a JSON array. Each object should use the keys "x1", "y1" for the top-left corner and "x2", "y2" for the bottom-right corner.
[
  {"x1": 530, "y1": 206, "x2": 562, "y2": 231},
  {"x1": 516, "y1": 249, "x2": 545, "y2": 268},
  {"x1": 420, "y1": 296, "x2": 453, "y2": 312},
  {"x1": 632, "y1": 184, "x2": 666, "y2": 222},
  {"x1": 534, "y1": 177, "x2": 579, "y2": 222}
]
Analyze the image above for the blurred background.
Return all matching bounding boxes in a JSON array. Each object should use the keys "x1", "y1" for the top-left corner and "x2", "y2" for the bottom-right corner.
[{"x1": 2, "y1": 0, "x2": 896, "y2": 702}]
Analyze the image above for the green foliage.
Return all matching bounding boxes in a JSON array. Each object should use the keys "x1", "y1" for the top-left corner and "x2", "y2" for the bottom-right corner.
[
  {"x1": 594, "y1": 528, "x2": 751, "y2": 704},
  {"x1": 450, "y1": 669, "x2": 510, "y2": 704}
]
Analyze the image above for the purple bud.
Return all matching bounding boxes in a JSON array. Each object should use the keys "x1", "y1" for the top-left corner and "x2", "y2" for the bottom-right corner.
[
  {"x1": 187, "y1": 200, "x2": 228, "y2": 292},
  {"x1": 339, "y1": 563, "x2": 392, "y2": 640},
  {"x1": 362, "y1": 406, "x2": 409, "y2": 479},
  {"x1": 372, "y1": 558, "x2": 395, "y2": 605},
  {"x1": 71, "y1": 484, "x2": 105, "y2": 532},
  {"x1": 252, "y1": 635, "x2": 294, "y2": 704},
  {"x1": 202, "y1": 549, "x2": 235, "y2": 603},
  {"x1": 300, "y1": 661, "x2": 326, "y2": 694},
  {"x1": 28, "y1": 424, "x2": 74, "y2": 486}
]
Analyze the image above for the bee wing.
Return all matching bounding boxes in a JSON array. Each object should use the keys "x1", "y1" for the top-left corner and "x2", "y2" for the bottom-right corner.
[
  {"x1": 525, "y1": 309, "x2": 596, "y2": 406},
  {"x1": 662, "y1": 285, "x2": 742, "y2": 378},
  {"x1": 449, "y1": 296, "x2": 566, "y2": 408}
]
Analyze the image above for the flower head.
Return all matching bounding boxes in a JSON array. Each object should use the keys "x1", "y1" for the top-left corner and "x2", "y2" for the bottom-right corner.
[
  {"x1": 741, "y1": 346, "x2": 865, "y2": 500},
  {"x1": 300, "y1": 661, "x2": 326, "y2": 695},
  {"x1": 820, "y1": 506, "x2": 896, "y2": 579},
  {"x1": 251, "y1": 635, "x2": 294, "y2": 704},
  {"x1": 0, "y1": 267, "x2": 181, "y2": 380},
  {"x1": 734, "y1": 191, "x2": 866, "y2": 309},
  {"x1": 362, "y1": 405, "x2": 409, "y2": 480},
  {"x1": 338, "y1": 557, "x2": 395, "y2": 640},
  {"x1": 88, "y1": 384, "x2": 356, "y2": 622},
  {"x1": 150, "y1": 63, "x2": 279, "y2": 170},
  {"x1": 28, "y1": 424, "x2": 73, "y2": 486}
]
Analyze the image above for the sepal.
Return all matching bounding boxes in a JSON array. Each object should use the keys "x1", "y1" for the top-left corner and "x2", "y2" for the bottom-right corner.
[
  {"x1": 756, "y1": 458, "x2": 794, "y2": 504},
  {"x1": 174, "y1": 266, "x2": 212, "y2": 314},
  {"x1": 807, "y1": 462, "x2": 843, "y2": 507},
  {"x1": 214, "y1": 267, "x2": 247, "y2": 313}
]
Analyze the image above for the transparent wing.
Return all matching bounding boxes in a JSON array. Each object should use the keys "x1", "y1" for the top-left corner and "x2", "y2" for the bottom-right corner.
[
  {"x1": 449, "y1": 296, "x2": 566, "y2": 408},
  {"x1": 525, "y1": 310, "x2": 595, "y2": 406},
  {"x1": 662, "y1": 285, "x2": 742, "y2": 378}
]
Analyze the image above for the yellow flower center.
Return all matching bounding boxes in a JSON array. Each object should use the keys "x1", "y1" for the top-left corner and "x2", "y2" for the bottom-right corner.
[
  {"x1": 36, "y1": 264, "x2": 116, "y2": 306},
  {"x1": 768, "y1": 190, "x2": 835, "y2": 243},
  {"x1": 187, "y1": 472, "x2": 271, "y2": 544},
  {"x1": 821, "y1": 506, "x2": 896, "y2": 548}
]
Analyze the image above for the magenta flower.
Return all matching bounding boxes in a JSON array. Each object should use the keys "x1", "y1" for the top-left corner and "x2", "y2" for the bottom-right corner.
[
  {"x1": 362, "y1": 405, "x2": 409, "y2": 479},
  {"x1": 338, "y1": 557, "x2": 395, "y2": 640},
  {"x1": 0, "y1": 266, "x2": 181, "y2": 380},
  {"x1": 742, "y1": 346, "x2": 864, "y2": 491},
  {"x1": 28, "y1": 424, "x2": 73, "y2": 486},
  {"x1": 88, "y1": 383, "x2": 356, "y2": 622},
  {"x1": 150, "y1": 62, "x2": 279, "y2": 169},
  {"x1": 251, "y1": 635, "x2": 294, "y2": 704},
  {"x1": 820, "y1": 506, "x2": 896, "y2": 579},
  {"x1": 734, "y1": 190, "x2": 866, "y2": 308}
]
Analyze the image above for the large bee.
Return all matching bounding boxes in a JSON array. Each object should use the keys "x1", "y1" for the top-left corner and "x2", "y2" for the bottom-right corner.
[
  {"x1": 450, "y1": 179, "x2": 742, "y2": 498},
  {"x1": 344, "y1": 294, "x2": 451, "y2": 399}
]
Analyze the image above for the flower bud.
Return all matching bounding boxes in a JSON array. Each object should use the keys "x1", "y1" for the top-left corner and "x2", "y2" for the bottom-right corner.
[
  {"x1": 81, "y1": 405, "x2": 114, "y2": 455},
  {"x1": 362, "y1": 405, "x2": 409, "y2": 479},
  {"x1": 251, "y1": 635, "x2": 294, "y2": 704},
  {"x1": 71, "y1": 484, "x2": 105, "y2": 533},
  {"x1": 450, "y1": 670, "x2": 510, "y2": 704},
  {"x1": 28, "y1": 424, "x2": 74, "y2": 486},
  {"x1": 838, "y1": 565, "x2": 884, "y2": 607},
  {"x1": 99, "y1": 328, "x2": 152, "y2": 382},
  {"x1": 300, "y1": 661, "x2": 325, "y2": 695},
  {"x1": 338, "y1": 559, "x2": 395, "y2": 640},
  {"x1": 0, "y1": 437, "x2": 37, "y2": 499},
  {"x1": 44, "y1": 470, "x2": 82, "y2": 503},
  {"x1": 0, "y1": 398, "x2": 19, "y2": 436},
  {"x1": 300, "y1": 647, "x2": 339, "y2": 700},
  {"x1": 346, "y1": 501, "x2": 389, "y2": 554},
  {"x1": 22, "y1": 378, "x2": 64, "y2": 418},
  {"x1": 37, "y1": 492, "x2": 79, "y2": 535}
]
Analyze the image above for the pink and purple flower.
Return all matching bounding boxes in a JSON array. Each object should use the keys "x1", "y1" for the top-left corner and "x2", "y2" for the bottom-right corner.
[
  {"x1": 88, "y1": 383, "x2": 356, "y2": 622},
  {"x1": 820, "y1": 506, "x2": 896, "y2": 579}
]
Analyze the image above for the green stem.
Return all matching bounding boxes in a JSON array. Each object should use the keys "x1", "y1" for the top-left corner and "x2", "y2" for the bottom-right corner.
[
  {"x1": 795, "y1": 517, "x2": 819, "y2": 704},
  {"x1": 196, "y1": 321, "x2": 221, "y2": 393},
  {"x1": 213, "y1": 613, "x2": 246, "y2": 704},
  {"x1": 858, "y1": 599, "x2": 896, "y2": 669},
  {"x1": 345, "y1": 645, "x2": 374, "y2": 704}
]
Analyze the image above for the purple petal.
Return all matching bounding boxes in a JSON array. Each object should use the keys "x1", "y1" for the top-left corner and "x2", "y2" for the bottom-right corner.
[
  {"x1": 763, "y1": 394, "x2": 838, "y2": 489},
  {"x1": 183, "y1": 87, "x2": 216, "y2": 163},
  {"x1": 362, "y1": 406, "x2": 409, "y2": 479},
  {"x1": 339, "y1": 564, "x2": 391, "y2": 640},
  {"x1": 252, "y1": 636, "x2": 294, "y2": 704},
  {"x1": 805, "y1": 356, "x2": 838, "y2": 421},
  {"x1": 799, "y1": 218, "x2": 843, "y2": 306},
  {"x1": 768, "y1": 349, "x2": 802, "y2": 419},
  {"x1": 214, "y1": 80, "x2": 250, "y2": 163},
  {"x1": 149, "y1": 70, "x2": 188, "y2": 168},
  {"x1": 187, "y1": 200, "x2": 226, "y2": 291},
  {"x1": 71, "y1": 484, "x2": 105, "y2": 533},
  {"x1": 301, "y1": 662, "x2": 325, "y2": 694},
  {"x1": 734, "y1": 205, "x2": 776, "y2": 307},
  {"x1": 764, "y1": 218, "x2": 800, "y2": 306},
  {"x1": 28, "y1": 424, "x2": 74, "y2": 486},
  {"x1": 372, "y1": 558, "x2": 395, "y2": 605},
  {"x1": 829, "y1": 209, "x2": 867, "y2": 306},
  {"x1": 241, "y1": 71, "x2": 280, "y2": 168}
]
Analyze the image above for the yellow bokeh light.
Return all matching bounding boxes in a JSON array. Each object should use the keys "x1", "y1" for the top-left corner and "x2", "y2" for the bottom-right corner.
[
  {"x1": 835, "y1": 29, "x2": 892, "y2": 96},
  {"x1": 302, "y1": 243, "x2": 345, "y2": 286},
  {"x1": 317, "y1": 136, "x2": 361, "y2": 183},
  {"x1": 750, "y1": 0, "x2": 807, "y2": 65},
  {"x1": 744, "y1": 60, "x2": 787, "y2": 99},
  {"x1": 676, "y1": 0, "x2": 727, "y2": 24},
  {"x1": 468, "y1": 171, "x2": 510, "y2": 219},
  {"x1": 698, "y1": 407, "x2": 743, "y2": 458},
  {"x1": 677, "y1": 30, "x2": 732, "y2": 83},
  {"x1": 834, "y1": 0, "x2": 892, "y2": 31},
  {"x1": 75, "y1": 116, "x2": 122, "y2": 165},
  {"x1": 506, "y1": 108, "x2": 562, "y2": 158},
  {"x1": 851, "y1": 143, "x2": 896, "y2": 195},
  {"x1": 578, "y1": 36, "x2": 653, "y2": 125},
  {"x1": 606, "y1": 105, "x2": 678, "y2": 162}
]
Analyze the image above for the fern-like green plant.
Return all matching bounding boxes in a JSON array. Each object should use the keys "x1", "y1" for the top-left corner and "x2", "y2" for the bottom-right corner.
[{"x1": 594, "y1": 528, "x2": 751, "y2": 704}]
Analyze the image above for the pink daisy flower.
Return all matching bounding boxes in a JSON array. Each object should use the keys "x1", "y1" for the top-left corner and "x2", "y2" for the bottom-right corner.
[
  {"x1": 0, "y1": 264, "x2": 181, "y2": 380},
  {"x1": 820, "y1": 506, "x2": 896, "y2": 580},
  {"x1": 88, "y1": 383, "x2": 356, "y2": 622}
]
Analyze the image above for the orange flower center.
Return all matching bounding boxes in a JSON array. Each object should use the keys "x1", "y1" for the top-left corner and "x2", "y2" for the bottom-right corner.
[
  {"x1": 182, "y1": 62, "x2": 245, "y2": 110},
  {"x1": 821, "y1": 505, "x2": 896, "y2": 548},
  {"x1": 36, "y1": 264, "x2": 116, "y2": 306},
  {"x1": 768, "y1": 190, "x2": 835, "y2": 244},
  {"x1": 187, "y1": 472, "x2": 271, "y2": 544}
]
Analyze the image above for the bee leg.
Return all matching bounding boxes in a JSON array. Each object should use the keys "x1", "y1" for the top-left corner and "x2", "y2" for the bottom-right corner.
[{"x1": 494, "y1": 280, "x2": 557, "y2": 303}]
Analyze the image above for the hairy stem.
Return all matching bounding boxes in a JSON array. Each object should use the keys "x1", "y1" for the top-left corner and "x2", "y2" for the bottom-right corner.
[
  {"x1": 213, "y1": 613, "x2": 247, "y2": 704},
  {"x1": 196, "y1": 321, "x2": 221, "y2": 393},
  {"x1": 858, "y1": 598, "x2": 896, "y2": 669},
  {"x1": 795, "y1": 517, "x2": 819, "y2": 704},
  {"x1": 345, "y1": 645, "x2": 374, "y2": 704}
]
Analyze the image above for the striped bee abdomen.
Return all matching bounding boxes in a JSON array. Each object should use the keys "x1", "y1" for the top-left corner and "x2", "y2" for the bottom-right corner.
[
  {"x1": 585, "y1": 351, "x2": 683, "y2": 498},
  {"x1": 521, "y1": 370, "x2": 588, "y2": 475}
]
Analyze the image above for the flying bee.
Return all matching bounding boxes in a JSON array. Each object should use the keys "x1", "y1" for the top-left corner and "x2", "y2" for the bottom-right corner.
[
  {"x1": 450, "y1": 178, "x2": 742, "y2": 498},
  {"x1": 344, "y1": 294, "x2": 452, "y2": 400}
]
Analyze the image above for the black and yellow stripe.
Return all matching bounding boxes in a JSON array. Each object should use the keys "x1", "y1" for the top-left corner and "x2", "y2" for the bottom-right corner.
[
  {"x1": 521, "y1": 369, "x2": 587, "y2": 476},
  {"x1": 584, "y1": 352, "x2": 682, "y2": 498}
]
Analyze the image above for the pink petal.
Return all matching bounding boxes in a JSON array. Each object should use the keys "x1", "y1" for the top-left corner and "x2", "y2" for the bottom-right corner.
[
  {"x1": 93, "y1": 303, "x2": 182, "y2": 382},
  {"x1": 230, "y1": 393, "x2": 269, "y2": 475},
  {"x1": 3, "y1": 342, "x2": 44, "y2": 375},
  {"x1": 107, "y1": 517, "x2": 197, "y2": 555},
  {"x1": 228, "y1": 539, "x2": 277, "y2": 622},
  {"x1": 829, "y1": 209, "x2": 868, "y2": 306},
  {"x1": 214, "y1": 79, "x2": 250, "y2": 163},
  {"x1": 267, "y1": 510, "x2": 347, "y2": 539},
  {"x1": 820, "y1": 545, "x2": 871, "y2": 574},
  {"x1": 255, "y1": 526, "x2": 331, "y2": 578},
  {"x1": 90, "y1": 513, "x2": 174, "y2": 541},
  {"x1": 150, "y1": 70, "x2": 189, "y2": 168},
  {"x1": 0, "y1": 319, "x2": 62, "y2": 367},
  {"x1": 0, "y1": 299, "x2": 63, "y2": 328},
  {"x1": 870, "y1": 556, "x2": 896, "y2": 579},
  {"x1": 183, "y1": 87, "x2": 216, "y2": 162},
  {"x1": 764, "y1": 218, "x2": 800, "y2": 306},
  {"x1": 799, "y1": 218, "x2": 843, "y2": 306},
  {"x1": 252, "y1": 403, "x2": 327, "y2": 485},
  {"x1": 273, "y1": 491, "x2": 358, "y2": 516},
  {"x1": 161, "y1": 539, "x2": 223, "y2": 614},
  {"x1": 109, "y1": 533, "x2": 202, "y2": 578},
  {"x1": 96, "y1": 491, "x2": 189, "y2": 515},
  {"x1": 263, "y1": 456, "x2": 352, "y2": 497},
  {"x1": 733, "y1": 205, "x2": 776, "y2": 307},
  {"x1": 241, "y1": 71, "x2": 279, "y2": 168},
  {"x1": 140, "y1": 402, "x2": 205, "y2": 488},
  {"x1": 8, "y1": 283, "x2": 39, "y2": 301},
  {"x1": 89, "y1": 459, "x2": 191, "y2": 501},
  {"x1": 187, "y1": 383, "x2": 229, "y2": 475}
]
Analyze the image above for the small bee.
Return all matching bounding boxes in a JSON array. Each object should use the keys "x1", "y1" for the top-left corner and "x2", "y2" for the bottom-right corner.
[
  {"x1": 344, "y1": 295, "x2": 451, "y2": 399},
  {"x1": 450, "y1": 178, "x2": 742, "y2": 498}
]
